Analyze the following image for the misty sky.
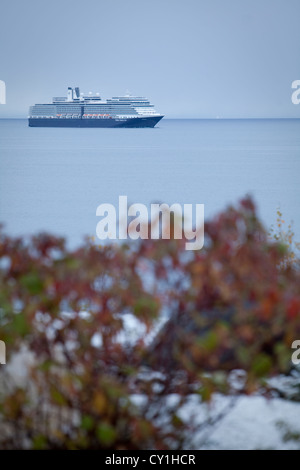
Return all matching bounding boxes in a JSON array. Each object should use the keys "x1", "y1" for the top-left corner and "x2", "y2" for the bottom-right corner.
[{"x1": 0, "y1": 0, "x2": 300, "y2": 118}]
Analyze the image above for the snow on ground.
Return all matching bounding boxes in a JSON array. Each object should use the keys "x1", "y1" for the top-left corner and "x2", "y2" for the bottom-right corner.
[
  {"x1": 4, "y1": 340, "x2": 300, "y2": 450},
  {"x1": 180, "y1": 394, "x2": 300, "y2": 450}
]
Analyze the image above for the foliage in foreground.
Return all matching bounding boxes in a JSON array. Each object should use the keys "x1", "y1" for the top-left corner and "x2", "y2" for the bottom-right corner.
[{"x1": 0, "y1": 197, "x2": 299, "y2": 449}]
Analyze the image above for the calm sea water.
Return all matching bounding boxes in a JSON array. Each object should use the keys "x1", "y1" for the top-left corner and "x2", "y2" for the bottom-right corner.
[{"x1": 0, "y1": 118, "x2": 299, "y2": 246}]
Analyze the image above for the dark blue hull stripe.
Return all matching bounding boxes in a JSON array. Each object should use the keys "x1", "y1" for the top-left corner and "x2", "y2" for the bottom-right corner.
[{"x1": 28, "y1": 116, "x2": 163, "y2": 128}]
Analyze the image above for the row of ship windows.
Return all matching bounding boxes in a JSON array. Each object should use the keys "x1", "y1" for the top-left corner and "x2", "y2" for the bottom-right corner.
[
  {"x1": 31, "y1": 103, "x2": 153, "y2": 112},
  {"x1": 108, "y1": 101, "x2": 150, "y2": 104},
  {"x1": 32, "y1": 102, "x2": 151, "y2": 106},
  {"x1": 32, "y1": 108, "x2": 139, "y2": 111},
  {"x1": 29, "y1": 115, "x2": 141, "y2": 119},
  {"x1": 31, "y1": 112, "x2": 144, "y2": 115},
  {"x1": 48, "y1": 102, "x2": 152, "y2": 106},
  {"x1": 32, "y1": 106, "x2": 151, "y2": 109},
  {"x1": 31, "y1": 109, "x2": 153, "y2": 114},
  {"x1": 32, "y1": 110, "x2": 138, "y2": 114},
  {"x1": 84, "y1": 109, "x2": 137, "y2": 112}
]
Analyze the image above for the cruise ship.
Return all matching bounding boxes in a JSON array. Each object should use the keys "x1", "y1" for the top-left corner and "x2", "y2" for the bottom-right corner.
[{"x1": 28, "y1": 87, "x2": 164, "y2": 128}]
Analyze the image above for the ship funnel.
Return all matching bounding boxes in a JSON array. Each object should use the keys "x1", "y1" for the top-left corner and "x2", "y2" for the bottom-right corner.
[
  {"x1": 74, "y1": 87, "x2": 80, "y2": 99},
  {"x1": 67, "y1": 87, "x2": 73, "y2": 102}
]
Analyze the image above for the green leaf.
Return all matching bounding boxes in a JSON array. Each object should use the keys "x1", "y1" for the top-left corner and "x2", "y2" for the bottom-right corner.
[
  {"x1": 237, "y1": 346, "x2": 251, "y2": 367},
  {"x1": 274, "y1": 343, "x2": 292, "y2": 372},
  {"x1": 12, "y1": 313, "x2": 30, "y2": 336},
  {"x1": 197, "y1": 331, "x2": 218, "y2": 351},
  {"x1": 20, "y1": 272, "x2": 43, "y2": 295},
  {"x1": 81, "y1": 415, "x2": 94, "y2": 431},
  {"x1": 251, "y1": 353, "x2": 272, "y2": 377},
  {"x1": 133, "y1": 297, "x2": 158, "y2": 317},
  {"x1": 96, "y1": 422, "x2": 117, "y2": 446},
  {"x1": 277, "y1": 243, "x2": 288, "y2": 256},
  {"x1": 33, "y1": 434, "x2": 47, "y2": 450},
  {"x1": 198, "y1": 385, "x2": 212, "y2": 402},
  {"x1": 38, "y1": 359, "x2": 53, "y2": 372},
  {"x1": 50, "y1": 387, "x2": 67, "y2": 406}
]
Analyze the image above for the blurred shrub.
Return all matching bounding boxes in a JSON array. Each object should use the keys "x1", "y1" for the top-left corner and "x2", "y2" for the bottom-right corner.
[{"x1": 0, "y1": 197, "x2": 299, "y2": 449}]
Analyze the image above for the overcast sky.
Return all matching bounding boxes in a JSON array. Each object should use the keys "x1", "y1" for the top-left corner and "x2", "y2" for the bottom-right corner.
[{"x1": 0, "y1": 0, "x2": 300, "y2": 118}]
